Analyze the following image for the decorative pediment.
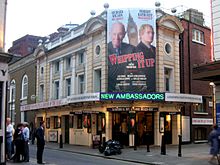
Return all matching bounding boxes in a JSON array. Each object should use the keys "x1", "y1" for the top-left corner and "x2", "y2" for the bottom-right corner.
[
  {"x1": 34, "y1": 45, "x2": 46, "y2": 58},
  {"x1": 84, "y1": 17, "x2": 106, "y2": 35},
  {"x1": 157, "y1": 14, "x2": 184, "y2": 33}
]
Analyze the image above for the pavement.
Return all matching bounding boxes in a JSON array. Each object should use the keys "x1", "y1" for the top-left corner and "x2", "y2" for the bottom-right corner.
[{"x1": 6, "y1": 142, "x2": 220, "y2": 165}]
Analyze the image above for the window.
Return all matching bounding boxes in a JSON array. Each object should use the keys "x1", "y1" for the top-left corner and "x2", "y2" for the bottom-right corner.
[
  {"x1": 78, "y1": 75, "x2": 85, "y2": 94},
  {"x1": 165, "y1": 43, "x2": 171, "y2": 54},
  {"x1": 194, "y1": 97, "x2": 206, "y2": 112},
  {"x1": 54, "y1": 116, "x2": 61, "y2": 128},
  {"x1": 55, "y1": 61, "x2": 60, "y2": 73},
  {"x1": 65, "y1": 78, "x2": 71, "y2": 97},
  {"x1": 66, "y1": 56, "x2": 71, "y2": 71},
  {"x1": 40, "y1": 67, "x2": 44, "y2": 74},
  {"x1": 10, "y1": 80, "x2": 16, "y2": 101},
  {"x1": 164, "y1": 68, "x2": 172, "y2": 92},
  {"x1": 46, "y1": 118, "x2": 50, "y2": 128},
  {"x1": 83, "y1": 114, "x2": 91, "y2": 133},
  {"x1": 98, "y1": 113, "x2": 105, "y2": 133},
  {"x1": 21, "y1": 75, "x2": 28, "y2": 99},
  {"x1": 9, "y1": 80, "x2": 16, "y2": 124},
  {"x1": 194, "y1": 127, "x2": 207, "y2": 141},
  {"x1": 192, "y1": 29, "x2": 204, "y2": 44},
  {"x1": 39, "y1": 84, "x2": 44, "y2": 102},
  {"x1": 94, "y1": 69, "x2": 101, "y2": 92},
  {"x1": 54, "y1": 81, "x2": 59, "y2": 99},
  {"x1": 78, "y1": 52, "x2": 84, "y2": 64},
  {"x1": 77, "y1": 114, "x2": 83, "y2": 129},
  {"x1": 95, "y1": 45, "x2": 101, "y2": 56}
]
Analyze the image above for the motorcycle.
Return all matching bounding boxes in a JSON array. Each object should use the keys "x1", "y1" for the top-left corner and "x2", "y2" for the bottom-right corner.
[{"x1": 99, "y1": 139, "x2": 122, "y2": 156}]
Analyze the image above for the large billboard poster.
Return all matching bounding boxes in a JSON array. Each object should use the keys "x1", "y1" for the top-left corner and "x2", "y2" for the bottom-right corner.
[{"x1": 107, "y1": 8, "x2": 156, "y2": 92}]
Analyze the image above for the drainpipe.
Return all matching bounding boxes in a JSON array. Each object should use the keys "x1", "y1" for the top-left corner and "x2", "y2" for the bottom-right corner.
[{"x1": 187, "y1": 21, "x2": 192, "y2": 143}]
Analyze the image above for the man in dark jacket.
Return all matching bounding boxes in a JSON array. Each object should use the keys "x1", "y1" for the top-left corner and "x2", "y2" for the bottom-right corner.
[{"x1": 36, "y1": 121, "x2": 45, "y2": 164}]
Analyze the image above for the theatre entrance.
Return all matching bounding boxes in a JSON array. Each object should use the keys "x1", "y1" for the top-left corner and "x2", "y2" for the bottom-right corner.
[
  {"x1": 112, "y1": 112, "x2": 129, "y2": 146},
  {"x1": 112, "y1": 111, "x2": 154, "y2": 146},
  {"x1": 136, "y1": 112, "x2": 154, "y2": 145}
]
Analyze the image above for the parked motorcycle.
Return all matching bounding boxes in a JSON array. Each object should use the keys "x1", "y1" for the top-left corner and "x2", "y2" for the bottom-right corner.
[{"x1": 99, "y1": 139, "x2": 122, "y2": 156}]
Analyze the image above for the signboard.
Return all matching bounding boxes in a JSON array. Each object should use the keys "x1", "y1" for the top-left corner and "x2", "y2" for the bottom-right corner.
[
  {"x1": 107, "y1": 8, "x2": 156, "y2": 92},
  {"x1": 165, "y1": 93, "x2": 202, "y2": 103},
  {"x1": 21, "y1": 93, "x2": 100, "y2": 111},
  {"x1": 100, "y1": 92, "x2": 164, "y2": 101},
  {"x1": 192, "y1": 118, "x2": 213, "y2": 125}
]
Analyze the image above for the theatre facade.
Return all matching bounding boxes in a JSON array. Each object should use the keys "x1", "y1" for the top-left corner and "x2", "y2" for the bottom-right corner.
[{"x1": 20, "y1": 9, "x2": 202, "y2": 146}]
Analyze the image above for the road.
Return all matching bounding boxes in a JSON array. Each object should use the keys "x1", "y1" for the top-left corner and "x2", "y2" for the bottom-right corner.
[{"x1": 7, "y1": 145, "x2": 144, "y2": 165}]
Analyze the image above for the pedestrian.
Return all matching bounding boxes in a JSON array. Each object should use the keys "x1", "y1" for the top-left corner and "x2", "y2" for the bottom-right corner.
[
  {"x1": 35, "y1": 121, "x2": 45, "y2": 164},
  {"x1": 6, "y1": 118, "x2": 13, "y2": 160},
  {"x1": 208, "y1": 124, "x2": 220, "y2": 164},
  {"x1": 23, "y1": 122, "x2": 30, "y2": 162},
  {"x1": 13, "y1": 123, "x2": 25, "y2": 162}
]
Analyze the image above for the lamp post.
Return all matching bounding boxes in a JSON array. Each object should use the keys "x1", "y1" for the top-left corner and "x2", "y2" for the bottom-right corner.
[{"x1": 210, "y1": 82, "x2": 216, "y2": 124}]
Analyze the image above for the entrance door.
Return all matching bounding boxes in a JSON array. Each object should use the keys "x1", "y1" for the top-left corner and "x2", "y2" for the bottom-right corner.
[
  {"x1": 164, "y1": 114, "x2": 172, "y2": 144},
  {"x1": 137, "y1": 112, "x2": 154, "y2": 145},
  {"x1": 112, "y1": 112, "x2": 129, "y2": 146},
  {"x1": 64, "y1": 116, "x2": 69, "y2": 144}
]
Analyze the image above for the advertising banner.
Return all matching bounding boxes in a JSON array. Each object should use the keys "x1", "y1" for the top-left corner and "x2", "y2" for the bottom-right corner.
[{"x1": 107, "y1": 8, "x2": 156, "y2": 92}]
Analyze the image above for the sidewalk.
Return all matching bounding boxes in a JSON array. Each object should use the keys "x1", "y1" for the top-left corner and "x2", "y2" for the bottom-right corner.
[
  {"x1": 44, "y1": 142, "x2": 215, "y2": 165},
  {"x1": 7, "y1": 142, "x2": 217, "y2": 165}
]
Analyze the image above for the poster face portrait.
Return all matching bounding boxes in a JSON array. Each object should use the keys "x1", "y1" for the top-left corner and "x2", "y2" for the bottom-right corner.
[{"x1": 107, "y1": 9, "x2": 156, "y2": 92}]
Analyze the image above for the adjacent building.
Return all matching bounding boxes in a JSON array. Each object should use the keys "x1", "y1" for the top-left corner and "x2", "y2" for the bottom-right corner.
[
  {"x1": 193, "y1": 0, "x2": 220, "y2": 130},
  {"x1": 0, "y1": 0, "x2": 13, "y2": 164},
  {"x1": 180, "y1": 9, "x2": 213, "y2": 143}
]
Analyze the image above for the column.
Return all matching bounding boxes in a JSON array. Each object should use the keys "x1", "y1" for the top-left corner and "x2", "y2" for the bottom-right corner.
[
  {"x1": 49, "y1": 63, "x2": 53, "y2": 100},
  {"x1": 59, "y1": 58, "x2": 64, "y2": 98},
  {"x1": 71, "y1": 55, "x2": 76, "y2": 95}
]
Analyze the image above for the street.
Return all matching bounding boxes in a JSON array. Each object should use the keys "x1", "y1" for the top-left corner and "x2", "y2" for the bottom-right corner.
[{"x1": 7, "y1": 145, "x2": 144, "y2": 165}]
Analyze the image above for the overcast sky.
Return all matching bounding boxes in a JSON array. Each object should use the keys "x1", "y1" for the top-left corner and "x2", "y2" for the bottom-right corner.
[{"x1": 5, "y1": 0, "x2": 211, "y2": 50}]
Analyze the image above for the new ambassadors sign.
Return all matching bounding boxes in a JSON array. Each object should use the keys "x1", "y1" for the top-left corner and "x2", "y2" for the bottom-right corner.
[{"x1": 100, "y1": 92, "x2": 164, "y2": 101}]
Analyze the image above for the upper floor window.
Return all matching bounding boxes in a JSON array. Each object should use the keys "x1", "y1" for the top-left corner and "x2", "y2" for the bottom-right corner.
[
  {"x1": 40, "y1": 67, "x2": 44, "y2": 75},
  {"x1": 65, "y1": 78, "x2": 71, "y2": 97},
  {"x1": 21, "y1": 75, "x2": 28, "y2": 99},
  {"x1": 55, "y1": 61, "x2": 60, "y2": 73},
  {"x1": 78, "y1": 74, "x2": 85, "y2": 94},
  {"x1": 39, "y1": 84, "x2": 44, "y2": 102},
  {"x1": 164, "y1": 67, "x2": 173, "y2": 92},
  {"x1": 54, "y1": 81, "x2": 59, "y2": 99},
  {"x1": 194, "y1": 97, "x2": 206, "y2": 112},
  {"x1": 94, "y1": 69, "x2": 101, "y2": 92},
  {"x1": 66, "y1": 56, "x2": 71, "y2": 71},
  {"x1": 192, "y1": 29, "x2": 204, "y2": 44},
  {"x1": 10, "y1": 80, "x2": 16, "y2": 101},
  {"x1": 78, "y1": 52, "x2": 85, "y2": 64}
]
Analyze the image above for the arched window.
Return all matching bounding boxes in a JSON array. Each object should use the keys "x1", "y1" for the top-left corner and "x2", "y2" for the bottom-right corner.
[
  {"x1": 10, "y1": 80, "x2": 16, "y2": 101},
  {"x1": 9, "y1": 79, "x2": 16, "y2": 124},
  {"x1": 21, "y1": 75, "x2": 28, "y2": 99}
]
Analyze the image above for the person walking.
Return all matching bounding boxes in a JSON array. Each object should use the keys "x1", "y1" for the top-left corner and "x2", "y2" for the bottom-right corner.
[
  {"x1": 6, "y1": 118, "x2": 13, "y2": 160},
  {"x1": 36, "y1": 121, "x2": 45, "y2": 164},
  {"x1": 13, "y1": 123, "x2": 25, "y2": 162},
  {"x1": 23, "y1": 122, "x2": 30, "y2": 162},
  {"x1": 208, "y1": 124, "x2": 220, "y2": 164}
]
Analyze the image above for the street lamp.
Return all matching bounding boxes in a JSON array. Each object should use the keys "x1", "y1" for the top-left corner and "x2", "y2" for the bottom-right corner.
[{"x1": 210, "y1": 82, "x2": 216, "y2": 124}]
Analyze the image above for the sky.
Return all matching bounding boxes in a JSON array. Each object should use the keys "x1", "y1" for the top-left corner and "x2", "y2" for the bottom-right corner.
[{"x1": 5, "y1": 0, "x2": 212, "y2": 50}]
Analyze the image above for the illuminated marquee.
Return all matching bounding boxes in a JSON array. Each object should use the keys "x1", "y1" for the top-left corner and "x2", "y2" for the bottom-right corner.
[{"x1": 100, "y1": 92, "x2": 164, "y2": 101}]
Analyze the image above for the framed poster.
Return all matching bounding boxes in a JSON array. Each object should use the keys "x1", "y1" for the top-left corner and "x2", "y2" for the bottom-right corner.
[{"x1": 48, "y1": 130, "x2": 58, "y2": 142}]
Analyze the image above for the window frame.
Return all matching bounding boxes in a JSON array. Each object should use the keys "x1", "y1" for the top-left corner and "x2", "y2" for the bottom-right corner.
[
  {"x1": 21, "y1": 75, "x2": 28, "y2": 99},
  {"x1": 54, "y1": 81, "x2": 59, "y2": 99},
  {"x1": 192, "y1": 29, "x2": 205, "y2": 44}
]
